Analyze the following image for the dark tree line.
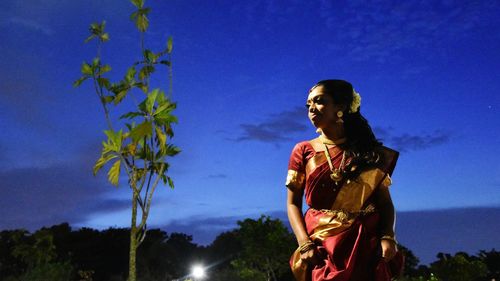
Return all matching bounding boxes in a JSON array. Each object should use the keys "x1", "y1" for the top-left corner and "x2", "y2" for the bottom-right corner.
[{"x1": 1, "y1": 216, "x2": 498, "y2": 281}]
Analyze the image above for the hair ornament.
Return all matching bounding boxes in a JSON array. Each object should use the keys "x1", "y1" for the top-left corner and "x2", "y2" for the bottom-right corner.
[{"x1": 349, "y1": 89, "x2": 361, "y2": 113}]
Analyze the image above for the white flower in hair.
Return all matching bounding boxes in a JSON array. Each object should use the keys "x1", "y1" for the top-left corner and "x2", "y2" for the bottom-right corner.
[{"x1": 350, "y1": 89, "x2": 361, "y2": 113}]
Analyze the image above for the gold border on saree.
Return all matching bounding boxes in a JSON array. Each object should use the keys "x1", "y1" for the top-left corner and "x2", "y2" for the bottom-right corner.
[{"x1": 310, "y1": 204, "x2": 376, "y2": 223}]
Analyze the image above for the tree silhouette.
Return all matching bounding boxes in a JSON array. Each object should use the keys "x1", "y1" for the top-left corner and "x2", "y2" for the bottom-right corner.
[
  {"x1": 430, "y1": 252, "x2": 487, "y2": 281},
  {"x1": 231, "y1": 215, "x2": 296, "y2": 281}
]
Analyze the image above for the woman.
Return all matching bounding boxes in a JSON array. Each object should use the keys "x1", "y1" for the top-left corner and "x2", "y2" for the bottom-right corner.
[{"x1": 286, "y1": 80, "x2": 403, "y2": 281}]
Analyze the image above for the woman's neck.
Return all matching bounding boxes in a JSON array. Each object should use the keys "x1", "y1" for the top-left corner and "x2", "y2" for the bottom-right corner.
[{"x1": 320, "y1": 125, "x2": 345, "y2": 142}]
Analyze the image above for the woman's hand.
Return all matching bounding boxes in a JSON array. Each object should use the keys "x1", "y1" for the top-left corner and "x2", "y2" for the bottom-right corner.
[
  {"x1": 300, "y1": 248, "x2": 322, "y2": 266},
  {"x1": 380, "y1": 239, "x2": 397, "y2": 261}
]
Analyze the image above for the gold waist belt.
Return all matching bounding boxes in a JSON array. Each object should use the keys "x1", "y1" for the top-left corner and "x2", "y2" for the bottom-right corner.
[{"x1": 309, "y1": 204, "x2": 376, "y2": 224}]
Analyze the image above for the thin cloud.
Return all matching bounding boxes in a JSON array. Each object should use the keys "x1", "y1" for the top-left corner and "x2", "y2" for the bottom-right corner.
[
  {"x1": 391, "y1": 131, "x2": 450, "y2": 152},
  {"x1": 160, "y1": 210, "x2": 287, "y2": 245},
  {"x1": 207, "y1": 174, "x2": 228, "y2": 179},
  {"x1": 319, "y1": 0, "x2": 500, "y2": 64},
  {"x1": 230, "y1": 0, "x2": 300, "y2": 26},
  {"x1": 161, "y1": 215, "x2": 242, "y2": 245},
  {"x1": 0, "y1": 162, "x2": 129, "y2": 231},
  {"x1": 91, "y1": 199, "x2": 130, "y2": 213},
  {"x1": 374, "y1": 127, "x2": 451, "y2": 152},
  {"x1": 7, "y1": 17, "x2": 54, "y2": 35},
  {"x1": 236, "y1": 106, "x2": 308, "y2": 143}
]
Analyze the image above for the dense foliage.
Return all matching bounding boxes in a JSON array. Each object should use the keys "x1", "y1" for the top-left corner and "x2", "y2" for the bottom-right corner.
[{"x1": 1, "y1": 218, "x2": 498, "y2": 281}]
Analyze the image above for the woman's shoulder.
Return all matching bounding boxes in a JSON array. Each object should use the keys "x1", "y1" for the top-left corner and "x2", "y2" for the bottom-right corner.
[
  {"x1": 292, "y1": 140, "x2": 314, "y2": 149},
  {"x1": 373, "y1": 145, "x2": 399, "y2": 176},
  {"x1": 290, "y1": 140, "x2": 316, "y2": 155}
]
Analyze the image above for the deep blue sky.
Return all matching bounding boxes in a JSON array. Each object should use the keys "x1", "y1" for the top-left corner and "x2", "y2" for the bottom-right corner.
[{"x1": 1, "y1": 0, "x2": 499, "y2": 264}]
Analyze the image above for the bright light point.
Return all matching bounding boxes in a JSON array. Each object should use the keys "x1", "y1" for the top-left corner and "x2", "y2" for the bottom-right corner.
[{"x1": 191, "y1": 265, "x2": 205, "y2": 279}]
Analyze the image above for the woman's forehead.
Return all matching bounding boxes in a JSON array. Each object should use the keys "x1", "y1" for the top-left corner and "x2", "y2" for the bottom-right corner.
[{"x1": 307, "y1": 86, "x2": 327, "y2": 101}]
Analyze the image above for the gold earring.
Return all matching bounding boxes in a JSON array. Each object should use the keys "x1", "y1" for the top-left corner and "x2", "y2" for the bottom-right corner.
[{"x1": 336, "y1": 111, "x2": 344, "y2": 123}]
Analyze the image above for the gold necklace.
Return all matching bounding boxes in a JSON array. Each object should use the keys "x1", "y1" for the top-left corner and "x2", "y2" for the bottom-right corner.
[
  {"x1": 323, "y1": 143, "x2": 346, "y2": 184},
  {"x1": 319, "y1": 135, "x2": 346, "y2": 145}
]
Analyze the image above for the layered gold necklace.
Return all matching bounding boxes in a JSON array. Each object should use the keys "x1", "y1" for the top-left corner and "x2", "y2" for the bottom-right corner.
[{"x1": 320, "y1": 136, "x2": 347, "y2": 184}]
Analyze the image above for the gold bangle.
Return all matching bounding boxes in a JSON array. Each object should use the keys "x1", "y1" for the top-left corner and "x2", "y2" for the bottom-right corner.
[
  {"x1": 298, "y1": 241, "x2": 315, "y2": 254},
  {"x1": 380, "y1": 235, "x2": 397, "y2": 244}
]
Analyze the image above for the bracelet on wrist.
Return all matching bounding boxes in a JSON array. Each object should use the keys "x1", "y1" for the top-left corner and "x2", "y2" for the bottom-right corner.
[{"x1": 298, "y1": 240, "x2": 316, "y2": 254}]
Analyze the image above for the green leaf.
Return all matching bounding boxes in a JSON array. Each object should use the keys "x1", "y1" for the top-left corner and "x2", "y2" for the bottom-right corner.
[
  {"x1": 160, "y1": 175, "x2": 167, "y2": 185},
  {"x1": 73, "y1": 76, "x2": 88, "y2": 87},
  {"x1": 100, "y1": 32, "x2": 109, "y2": 42},
  {"x1": 125, "y1": 67, "x2": 136, "y2": 82},
  {"x1": 130, "y1": 0, "x2": 143, "y2": 8},
  {"x1": 165, "y1": 125, "x2": 174, "y2": 138},
  {"x1": 114, "y1": 89, "x2": 128, "y2": 105},
  {"x1": 102, "y1": 96, "x2": 114, "y2": 103},
  {"x1": 138, "y1": 65, "x2": 155, "y2": 80},
  {"x1": 92, "y1": 57, "x2": 100, "y2": 67},
  {"x1": 90, "y1": 22, "x2": 99, "y2": 31},
  {"x1": 125, "y1": 122, "x2": 134, "y2": 131},
  {"x1": 102, "y1": 140, "x2": 114, "y2": 154},
  {"x1": 104, "y1": 129, "x2": 123, "y2": 151},
  {"x1": 84, "y1": 34, "x2": 96, "y2": 43},
  {"x1": 159, "y1": 60, "x2": 171, "y2": 67},
  {"x1": 120, "y1": 111, "x2": 143, "y2": 120},
  {"x1": 157, "y1": 144, "x2": 180, "y2": 158},
  {"x1": 93, "y1": 153, "x2": 118, "y2": 176},
  {"x1": 136, "y1": 143, "x2": 152, "y2": 160},
  {"x1": 165, "y1": 144, "x2": 181, "y2": 157},
  {"x1": 145, "y1": 89, "x2": 159, "y2": 114},
  {"x1": 108, "y1": 159, "x2": 121, "y2": 186},
  {"x1": 154, "y1": 100, "x2": 174, "y2": 116},
  {"x1": 136, "y1": 8, "x2": 150, "y2": 32},
  {"x1": 124, "y1": 143, "x2": 137, "y2": 156},
  {"x1": 131, "y1": 8, "x2": 150, "y2": 32},
  {"x1": 155, "y1": 112, "x2": 178, "y2": 125},
  {"x1": 156, "y1": 91, "x2": 166, "y2": 104},
  {"x1": 97, "y1": 77, "x2": 110, "y2": 89},
  {"x1": 155, "y1": 126, "x2": 166, "y2": 147},
  {"x1": 135, "y1": 82, "x2": 148, "y2": 93},
  {"x1": 81, "y1": 62, "x2": 92, "y2": 75},
  {"x1": 100, "y1": 64, "x2": 111, "y2": 74},
  {"x1": 167, "y1": 37, "x2": 173, "y2": 54},
  {"x1": 167, "y1": 176, "x2": 174, "y2": 189},
  {"x1": 143, "y1": 49, "x2": 156, "y2": 63},
  {"x1": 138, "y1": 99, "x2": 147, "y2": 113},
  {"x1": 130, "y1": 121, "x2": 152, "y2": 142}
]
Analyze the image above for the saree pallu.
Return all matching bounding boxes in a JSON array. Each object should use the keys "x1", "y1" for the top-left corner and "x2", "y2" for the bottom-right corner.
[{"x1": 289, "y1": 164, "x2": 403, "y2": 281}]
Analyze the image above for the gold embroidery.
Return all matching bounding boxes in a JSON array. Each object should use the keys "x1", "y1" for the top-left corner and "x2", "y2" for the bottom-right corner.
[
  {"x1": 285, "y1": 170, "x2": 305, "y2": 190},
  {"x1": 380, "y1": 174, "x2": 392, "y2": 188},
  {"x1": 331, "y1": 168, "x2": 386, "y2": 211},
  {"x1": 305, "y1": 153, "x2": 325, "y2": 175}
]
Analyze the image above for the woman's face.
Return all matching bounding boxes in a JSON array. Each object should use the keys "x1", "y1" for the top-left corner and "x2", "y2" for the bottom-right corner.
[{"x1": 306, "y1": 86, "x2": 343, "y2": 130}]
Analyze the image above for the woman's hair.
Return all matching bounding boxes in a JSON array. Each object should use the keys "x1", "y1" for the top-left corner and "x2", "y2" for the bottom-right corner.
[{"x1": 311, "y1": 79, "x2": 382, "y2": 177}]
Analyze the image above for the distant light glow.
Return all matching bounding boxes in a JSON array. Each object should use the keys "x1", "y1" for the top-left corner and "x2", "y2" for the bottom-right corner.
[{"x1": 191, "y1": 264, "x2": 205, "y2": 279}]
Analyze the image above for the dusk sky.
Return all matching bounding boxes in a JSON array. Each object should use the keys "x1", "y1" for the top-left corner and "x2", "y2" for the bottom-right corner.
[{"x1": 1, "y1": 0, "x2": 499, "y2": 264}]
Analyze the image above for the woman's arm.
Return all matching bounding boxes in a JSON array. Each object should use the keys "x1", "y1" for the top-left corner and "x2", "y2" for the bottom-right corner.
[
  {"x1": 374, "y1": 184, "x2": 398, "y2": 260},
  {"x1": 287, "y1": 188, "x2": 309, "y2": 245},
  {"x1": 287, "y1": 188, "x2": 321, "y2": 264}
]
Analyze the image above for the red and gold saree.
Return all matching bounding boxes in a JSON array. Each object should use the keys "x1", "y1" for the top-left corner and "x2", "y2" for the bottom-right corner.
[{"x1": 286, "y1": 138, "x2": 403, "y2": 281}]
